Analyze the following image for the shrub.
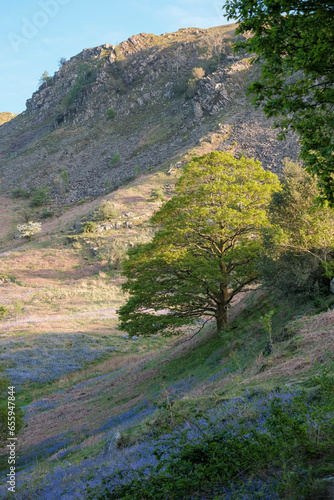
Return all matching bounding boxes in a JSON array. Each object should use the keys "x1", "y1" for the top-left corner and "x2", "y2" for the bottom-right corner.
[
  {"x1": 106, "y1": 241, "x2": 128, "y2": 271},
  {"x1": 148, "y1": 188, "x2": 165, "y2": 202},
  {"x1": 62, "y1": 63, "x2": 98, "y2": 110},
  {"x1": 39, "y1": 70, "x2": 50, "y2": 87},
  {"x1": 0, "y1": 306, "x2": 9, "y2": 319},
  {"x1": 17, "y1": 221, "x2": 42, "y2": 239},
  {"x1": 60, "y1": 170, "x2": 69, "y2": 192},
  {"x1": 133, "y1": 165, "x2": 141, "y2": 176},
  {"x1": 86, "y1": 389, "x2": 334, "y2": 500},
  {"x1": 41, "y1": 208, "x2": 54, "y2": 219},
  {"x1": 173, "y1": 68, "x2": 205, "y2": 99},
  {"x1": 173, "y1": 73, "x2": 191, "y2": 97},
  {"x1": 82, "y1": 221, "x2": 96, "y2": 233},
  {"x1": 192, "y1": 67, "x2": 205, "y2": 80},
  {"x1": 18, "y1": 208, "x2": 35, "y2": 223},
  {"x1": 29, "y1": 187, "x2": 50, "y2": 207},
  {"x1": 110, "y1": 153, "x2": 121, "y2": 166},
  {"x1": 94, "y1": 201, "x2": 120, "y2": 221},
  {"x1": 105, "y1": 180, "x2": 112, "y2": 195},
  {"x1": 107, "y1": 107, "x2": 116, "y2": 119},
  {"x1": 11, "y1": 188, "x2": 30, "y2": 199},
  {"x1": 259, "y1": 160, "x2": 334, "y2": 298}
]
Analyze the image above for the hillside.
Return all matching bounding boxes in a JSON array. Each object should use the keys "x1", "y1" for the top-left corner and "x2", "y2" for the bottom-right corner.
[
  {"x1": 0, "y1": 25, "x2": 298, "y2": 204},
  {"x1": 1, "y1": 23, "x2": 333, "y2": 500},
  {"x1": 0, "y1": 113, "x2": 17, "y2": 126}
]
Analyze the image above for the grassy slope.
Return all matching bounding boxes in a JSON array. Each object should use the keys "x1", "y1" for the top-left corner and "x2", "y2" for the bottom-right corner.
[
  {"x1": 0, "y1": 288, "x2": 332, "y2": 498},
  {"x1": 0, "y1": 166, "x2": 333, "y2": 498}
]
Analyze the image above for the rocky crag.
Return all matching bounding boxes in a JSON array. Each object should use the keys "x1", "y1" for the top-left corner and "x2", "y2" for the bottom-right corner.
[{"x1": 0, "y1": 24, "x2": 299, "y2": 203}]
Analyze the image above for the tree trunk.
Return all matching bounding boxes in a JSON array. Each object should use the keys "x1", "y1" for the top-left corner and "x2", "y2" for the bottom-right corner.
[{"x1": 216, "y1": 302, "x2": 228, "y2": 333}]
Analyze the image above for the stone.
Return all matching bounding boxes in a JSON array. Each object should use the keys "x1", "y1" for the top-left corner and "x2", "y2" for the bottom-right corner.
[
  {"x1": 193, "y1": 102, "x2": 203, "y2": 119},
  {"x1": 104, "y1": 432, "x2": 122, "y2": 455},
  {"x1": 73, "y1": 221, "x2": 82, "y2": 233},
  {"x1": 330, "y1": 278, "x2": 334, "y2": 294},
  {"x1": 0, "y1": 27, "x2": 300, "y2": 206},
  {"x1": 90, "y1": 247, "x2": 98, "y2": 256}
]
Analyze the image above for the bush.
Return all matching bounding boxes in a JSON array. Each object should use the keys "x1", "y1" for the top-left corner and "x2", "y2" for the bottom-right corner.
[
  {"x1": 82, "y1": 221, "x2": 96, "y2": 233},
  {"x1": 107, "y1": 107, "x2": 116, "y2": 119},
  {"x1": 110, "y1": 153, "x2": 121, "y2": 166},
  {"x1": 105, "y1": 180, "x2": 112, "y2": 195},
  {"x1": 94, "y1": 201, "x2": 120, "y2": 221},
  {"x1": 60, "y1": 170, "x2": 69, "y2": 192},
  {"x1": 11, "y1": 188, "x2": 30, "y2": 199},
  {"x1": 133, "y1": 165, "x2": 141, "y2": 176},
  {"x1": 106, "y1": 241, "x2": 128, "y2": 271},
  {"x1": 39, "y1": 70, "x2": 50, "y2": 87},
  {"x1": 259, "y1": 245, "x2": 329, "y2": 299},
  {"x1": 62, "y1": 63, "x2": 98, "y2": 110},
  {"x1": 191, "y1": 67, "x2": 205, "y2": 80},
  {"x1": 29, "y1": 187, "x2": 50, "y2": 207},
  {"x1": 0, "y1": 306, "x2": 9, "y2": 319},
  {"x1": 18, "y1": 208, "x2": 35, "y2": 223},
  {"x1": 86, "y1": 389, "x2": 334, "y2": 500},
  {"x1": 259, "y1": 160, "x2": 334, "y2": 298},
  {"x1": 148, "y1": 188, "x2": 165, "y2": 202},
  {"x1": 173, "y1": 74, "x2": 191, "y2": 97},
  {"x1": 17, "y1": 221, "x2": 42, "y2": 239},
  {"x1": 173, "y1": 68, "x2": 205, "y2": 99},
  {"x1": 40, "y1": 208, "x2": 54, "y2": 219}
]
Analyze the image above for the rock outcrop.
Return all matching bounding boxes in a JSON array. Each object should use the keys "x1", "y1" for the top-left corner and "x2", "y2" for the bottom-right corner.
[{"x1": 0, "y1": 24, "x2": 299, "y2": 203}]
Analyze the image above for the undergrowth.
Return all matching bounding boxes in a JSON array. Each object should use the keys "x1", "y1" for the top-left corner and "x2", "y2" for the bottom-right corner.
[{"x1": 86, "y1": 375, "x2": 334, "y2": 499}]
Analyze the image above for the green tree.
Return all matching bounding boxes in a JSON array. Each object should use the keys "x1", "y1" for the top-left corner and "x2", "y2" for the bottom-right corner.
[
  {"x1": 110, "y1": 153, "x2": 121, "y2": 166},
  {"x1": 259, "y1": 160, "x2": 334, "y2": 297},
  {"x1": 29, "y1": 186, "x2": 50, "y2": 207},
  {"x1": 224, "y1": 0, "x2": 334, "y2": 203},
  {"x1": 118, "y1": 152, "x2": 280, "y2": 335},
  {"x1": 106, "y1": 107, "x2": 116, "y2": 119},
  {"x1": 39, "y1": 70, "x2": 50, "y2": 87}
]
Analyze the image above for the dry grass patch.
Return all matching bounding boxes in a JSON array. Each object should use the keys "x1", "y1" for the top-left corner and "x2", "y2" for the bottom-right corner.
[{"x1": 242, "y1": 309, "x2": 334, "y2": 385}]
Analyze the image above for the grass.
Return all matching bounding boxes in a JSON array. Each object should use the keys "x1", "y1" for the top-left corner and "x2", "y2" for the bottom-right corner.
[
  {"x1": 0, "y1": 55, "x2": 331, "y2": 494},
  {"x1": 0, "y1": 277, "x2": 333, "y2": 499}
]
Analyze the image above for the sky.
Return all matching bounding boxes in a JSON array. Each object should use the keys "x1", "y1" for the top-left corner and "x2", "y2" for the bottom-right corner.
[{"x1": 0, "y1": 0, "x2": 230, "y2": 114}]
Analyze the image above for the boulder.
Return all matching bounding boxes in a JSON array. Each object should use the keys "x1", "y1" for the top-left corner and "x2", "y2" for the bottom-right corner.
[
  {"x1": 330, "y1": 278, "x2": 334, "y2": 294},
  {"x1": 73, "y1": 221, "x2": 82, "y2": 233},
  {"x1": 104, "y1": 432, "x2": 122, "y2": 455}
]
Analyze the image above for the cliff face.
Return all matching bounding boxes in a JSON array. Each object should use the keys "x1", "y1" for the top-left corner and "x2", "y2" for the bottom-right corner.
[{"x1": 0, "y1": 24, "x2": 299, "y2": 203}]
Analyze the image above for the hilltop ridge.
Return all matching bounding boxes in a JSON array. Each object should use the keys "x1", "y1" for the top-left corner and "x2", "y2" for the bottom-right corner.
[{"x1": 0, "y1": 113, "x2": 17, "y2": 126}]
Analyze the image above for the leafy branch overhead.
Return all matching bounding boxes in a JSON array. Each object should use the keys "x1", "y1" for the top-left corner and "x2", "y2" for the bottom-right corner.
[
  {"x1": 224, "y1": 0, "x2": 334, "y2": 203},
  {"x1": 118, "y1": 152, "x2": 280, "y2": 336}
]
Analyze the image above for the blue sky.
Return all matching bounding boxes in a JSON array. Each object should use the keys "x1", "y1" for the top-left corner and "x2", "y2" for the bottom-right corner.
[{"x1": 1, "y1": 0, "x2": 230, "y2": 114}]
